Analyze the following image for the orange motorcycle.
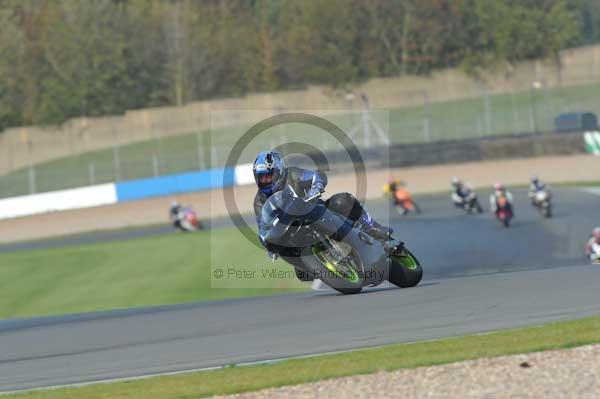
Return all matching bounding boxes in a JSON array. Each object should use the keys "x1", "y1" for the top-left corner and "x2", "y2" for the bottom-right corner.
[{"x1": 384, "y1": 180, "x2": 422, "y2": 216}]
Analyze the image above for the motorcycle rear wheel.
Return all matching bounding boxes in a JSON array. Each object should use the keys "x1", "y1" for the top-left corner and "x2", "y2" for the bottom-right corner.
[{"x1": 309, "y1": 242, "x2": 364, "y2": 295}]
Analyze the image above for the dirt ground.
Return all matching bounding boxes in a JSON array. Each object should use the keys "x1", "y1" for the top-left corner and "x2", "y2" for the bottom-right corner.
[{"x1": 3, "y1": 154, "x2": 599, "y2": 243}]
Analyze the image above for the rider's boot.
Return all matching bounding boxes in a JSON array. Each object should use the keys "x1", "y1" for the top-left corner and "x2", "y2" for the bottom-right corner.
[
  {"x1": 356, "y1": 209, "x2": 392, "y2": 240},
  {"x1": 356, "y1": 209, "x2": 406, "y2": 256}
]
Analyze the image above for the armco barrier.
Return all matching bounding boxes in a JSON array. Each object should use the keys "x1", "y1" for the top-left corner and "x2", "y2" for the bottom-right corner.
[
  {"x1": 0, "y1": 167, "x2": 239, "y2": 220},
  {"x1": 0, "y1": 183, "x2": 117, "y2": 220},
  {"x1": 115, "y1": 168, "x2": 236, "y2": 202},
  {"x1": 0, "y1": 131, "x2": 593, "y2": 220},
  {"x1": 385, "y1": 131, "x2": 586, "y2": 168},
  {"x1": 234, "y1": 163, "x2": 255, "y2": 186}
]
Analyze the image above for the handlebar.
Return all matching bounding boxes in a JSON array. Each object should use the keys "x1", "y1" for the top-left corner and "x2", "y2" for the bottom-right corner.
[{"x1": 304, "y1": 191, "x2": 322, "y2": 202}]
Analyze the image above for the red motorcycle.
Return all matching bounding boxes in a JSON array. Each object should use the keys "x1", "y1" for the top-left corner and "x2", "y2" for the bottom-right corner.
[{"x1": 495, "y1": 196, "x2": 513, "y2": 228}]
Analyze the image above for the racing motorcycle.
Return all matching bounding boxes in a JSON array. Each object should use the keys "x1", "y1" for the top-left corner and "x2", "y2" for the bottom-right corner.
[
  {"x1": 172, "y1": 207, "x2": 202, "y2": 232},
  {"x1": 585, "y1": 241, "x2": 600, "y2": 264},
  {"x1": 532, "y1": 189, "x2": 552, "y2": 218},
  {"x1": 384, "y1": 182, "x2": 422, "y2": 215},
  {"x1": 494, "y1": 195, "x2": 513, "y2": 228},
  {"x1": 453, "y1": 191, "x2": 483, "y2": 214},
  {"x1": 261, "y1": 185, "x2": 423, "y2": 294}
]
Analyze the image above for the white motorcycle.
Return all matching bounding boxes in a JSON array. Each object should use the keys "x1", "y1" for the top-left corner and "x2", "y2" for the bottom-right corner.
[
  {"x1": 587, "y1": 242, "x2": 600, "y2": 264},
  {"x1": 532, "y1": 190, "x2": 552, "y2": 218},
  {"x1": 172, "y1": 207, "x2": 202, "y2": 232},
  {"x1": 452, "y1": 191, "x2": 483, "y2": 214}
]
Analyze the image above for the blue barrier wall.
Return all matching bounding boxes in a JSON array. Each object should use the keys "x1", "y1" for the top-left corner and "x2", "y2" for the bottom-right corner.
[{"x1": 115, "y1": 168, "x2": 236, "y2": 202}]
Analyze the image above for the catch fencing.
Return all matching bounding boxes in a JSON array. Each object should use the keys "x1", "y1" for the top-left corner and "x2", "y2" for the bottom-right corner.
[{"x1": 2, "y1": 45, "x2": 600, "y2": 199}]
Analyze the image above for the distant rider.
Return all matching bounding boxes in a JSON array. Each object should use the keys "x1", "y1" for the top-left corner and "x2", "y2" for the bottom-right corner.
[
  {"x1": 169, "y1": 201, "x2": 182, "y2": 228},
  {"x1": 386, "y1": 178, "x2": 420, "y2": 215},
  {"x1": 489, "y1": 183, "x2": 514, "y2": 214},
  {"x1": 584, "y1": 227, "x2": 600, "y2": 262},
  {"x1": 528, "y1": 175, "x2": 550, "y2": 205},
  {"x1": 451, "y1": 177, "x2": 474, "y2": 207},
  {"x1": 252, "y1": 151, "x2": 395, "y2": 263}
]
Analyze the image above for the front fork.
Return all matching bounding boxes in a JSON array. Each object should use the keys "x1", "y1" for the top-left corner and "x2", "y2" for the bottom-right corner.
[{"x1": 312, "y1": 230, "x2": 345, "y2": 263}]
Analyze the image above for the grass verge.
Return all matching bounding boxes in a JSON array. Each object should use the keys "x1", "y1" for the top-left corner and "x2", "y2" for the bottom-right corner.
[
  {"x1": 7, "y1": 315, "x2": 600, "y2": 399},
  {"x1": 0, "y1": 227, "x2": 305, "y2": 319}
]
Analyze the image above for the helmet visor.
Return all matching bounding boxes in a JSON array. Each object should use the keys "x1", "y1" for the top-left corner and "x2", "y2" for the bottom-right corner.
[{"x1": 256, "y1": 171, "x2": 274, "y2": 189}]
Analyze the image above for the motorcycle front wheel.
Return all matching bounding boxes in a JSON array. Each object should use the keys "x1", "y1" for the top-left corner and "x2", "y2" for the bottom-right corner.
[
  {"x1": 542, "y1": 204, "x2": 552, "y2": 218},
  {"x1": 388, "y1": 248, "x2": 423, "y2": 288}
]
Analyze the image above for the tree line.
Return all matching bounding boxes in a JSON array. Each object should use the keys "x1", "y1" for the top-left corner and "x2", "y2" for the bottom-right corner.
[{"x1": 0, "y1": 0, "x2": 596, "y2": 131}]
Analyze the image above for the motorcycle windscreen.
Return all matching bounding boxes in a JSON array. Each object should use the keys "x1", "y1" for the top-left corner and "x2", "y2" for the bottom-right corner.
[
  {"x1": 260, "y1": 192, "x2": 292, "y2": 245},
  {"x1": 261, "y1": 191, "x2": 285, "y2": 227}
]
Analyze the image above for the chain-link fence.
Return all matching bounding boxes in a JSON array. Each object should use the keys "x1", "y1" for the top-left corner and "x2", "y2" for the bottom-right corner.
[{"x1": 1, "y1": 79, "x2": 599, "y2": 200}]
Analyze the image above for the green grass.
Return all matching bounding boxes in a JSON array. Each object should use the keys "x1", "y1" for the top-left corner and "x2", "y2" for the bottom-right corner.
[
  {"x1": 7, "y1": 315, "x2": 600, "y2": 399},
  {"x1": 556, "y1": 180, "x2": 600, "y2": 187},
  {"x1": 2, "y1": 81, "x2": 600, "y2": 198},
  {"x1": 0, "y1": 227, "x2": 306, "y2": 320}
]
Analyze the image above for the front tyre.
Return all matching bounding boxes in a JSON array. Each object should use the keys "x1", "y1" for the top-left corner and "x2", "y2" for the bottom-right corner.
[
  {"x1": 388, "y1": 248, "x2": 423, "y2": 288},
  {"x1": 308, "y1": 242, "x2": 364, "y2": 295}
]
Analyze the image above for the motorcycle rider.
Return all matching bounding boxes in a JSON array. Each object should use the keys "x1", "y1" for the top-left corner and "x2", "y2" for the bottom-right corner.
[
  {"x1": 252, "y1": 151, "x2": 396, "y2": 264},
  {"x1": 489, "y1": 183, "x2": 514, "y2": 214},
  {"x1": 528, "y1": 175, "x2": 550, "y2": 205},
  {"x1": 584, "y1": 227, "x2": 600, "y2": 262},
  {"x1": 386, "y1": 178, "x2": 420, "y2": 216},
  {"x1": 451, "y1": 177, "x2": 473, "y2": 207},
  {"x1": 169, "y1": 201, "x2": 182, "y2": 229}
]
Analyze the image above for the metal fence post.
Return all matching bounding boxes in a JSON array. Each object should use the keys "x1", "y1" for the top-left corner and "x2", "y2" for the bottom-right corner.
[
  {"x1": 542, "y1": 83, "x2": 551, "y2": 132},
  {"x1": 511, "y1": 90, "x2": 520, "y2": 133},
  {"x1": 529, "y1": 87, "x2": 538, "y2": 134},
  {"x1": 197, "y1": 145, "x2": 205, "y2": 169},
  {"x1": 360, "y1": 107, "x2": 371, "y2": 148},
  {"x1": 477, "y1": 115, "x2": 484, "y2": 137},
  {"x1": 210, "y1": 146, "x2": 219, "y2": 168},
  {"x1": 112, "y1": 145, "x2": 121, "y2": 181},
  {"x1": 152, "y1": 154, "x2": 160, "y2": 176},
  {"x1": 88, "y1": 163, "x2": 96, "y2": 185},
  {"x1": 28, "y1": 165, "x2": 36, "y2": 194},
  {"x1": 484, "y1": 89, "x2": 492, "y2": 136},
  {"x1": 111, "y1": 120, "x2": 122, "y2": 181},
  {"x1": 423, "y1": 91, "x2": 432, "y2": 142},
  {"x1": 423, "y1": 118, "x2": 431, "y2": 142}
]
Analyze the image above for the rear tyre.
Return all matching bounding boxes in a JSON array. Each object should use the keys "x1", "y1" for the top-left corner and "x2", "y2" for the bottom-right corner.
[
  {"x1": 388, "y1": 248, "x2": 423, "y2": 288},
  {"x1": 414, "y1": 203, "x2": 422, "y2": 214},
  {"x1": 475, "y1": 200, "x2": 483, "y2": 213}
]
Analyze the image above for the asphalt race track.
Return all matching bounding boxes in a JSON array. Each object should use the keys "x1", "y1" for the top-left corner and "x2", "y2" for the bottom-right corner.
[{"x1": 1, "y1": 187, "x2": 599, "y2": 392}]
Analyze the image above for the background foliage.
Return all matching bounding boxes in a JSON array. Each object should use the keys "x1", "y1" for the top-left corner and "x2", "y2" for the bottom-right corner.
[{"x1": 0, "y1": 0, "x2": 594, "y2": 131}]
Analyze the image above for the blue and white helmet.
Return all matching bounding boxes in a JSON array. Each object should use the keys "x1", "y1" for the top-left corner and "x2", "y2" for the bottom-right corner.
[{"x1": 253, "y1": 151, "x2": 287, "y2": 195}]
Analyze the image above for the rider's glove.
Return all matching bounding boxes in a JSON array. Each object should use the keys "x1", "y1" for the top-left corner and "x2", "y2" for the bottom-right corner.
[
  {"x1": 306, "y1": 183, "x2": 325, "y2": 200},
  {"x1": 267, "y1": 250, "x2": 279, "y2": 262}
]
